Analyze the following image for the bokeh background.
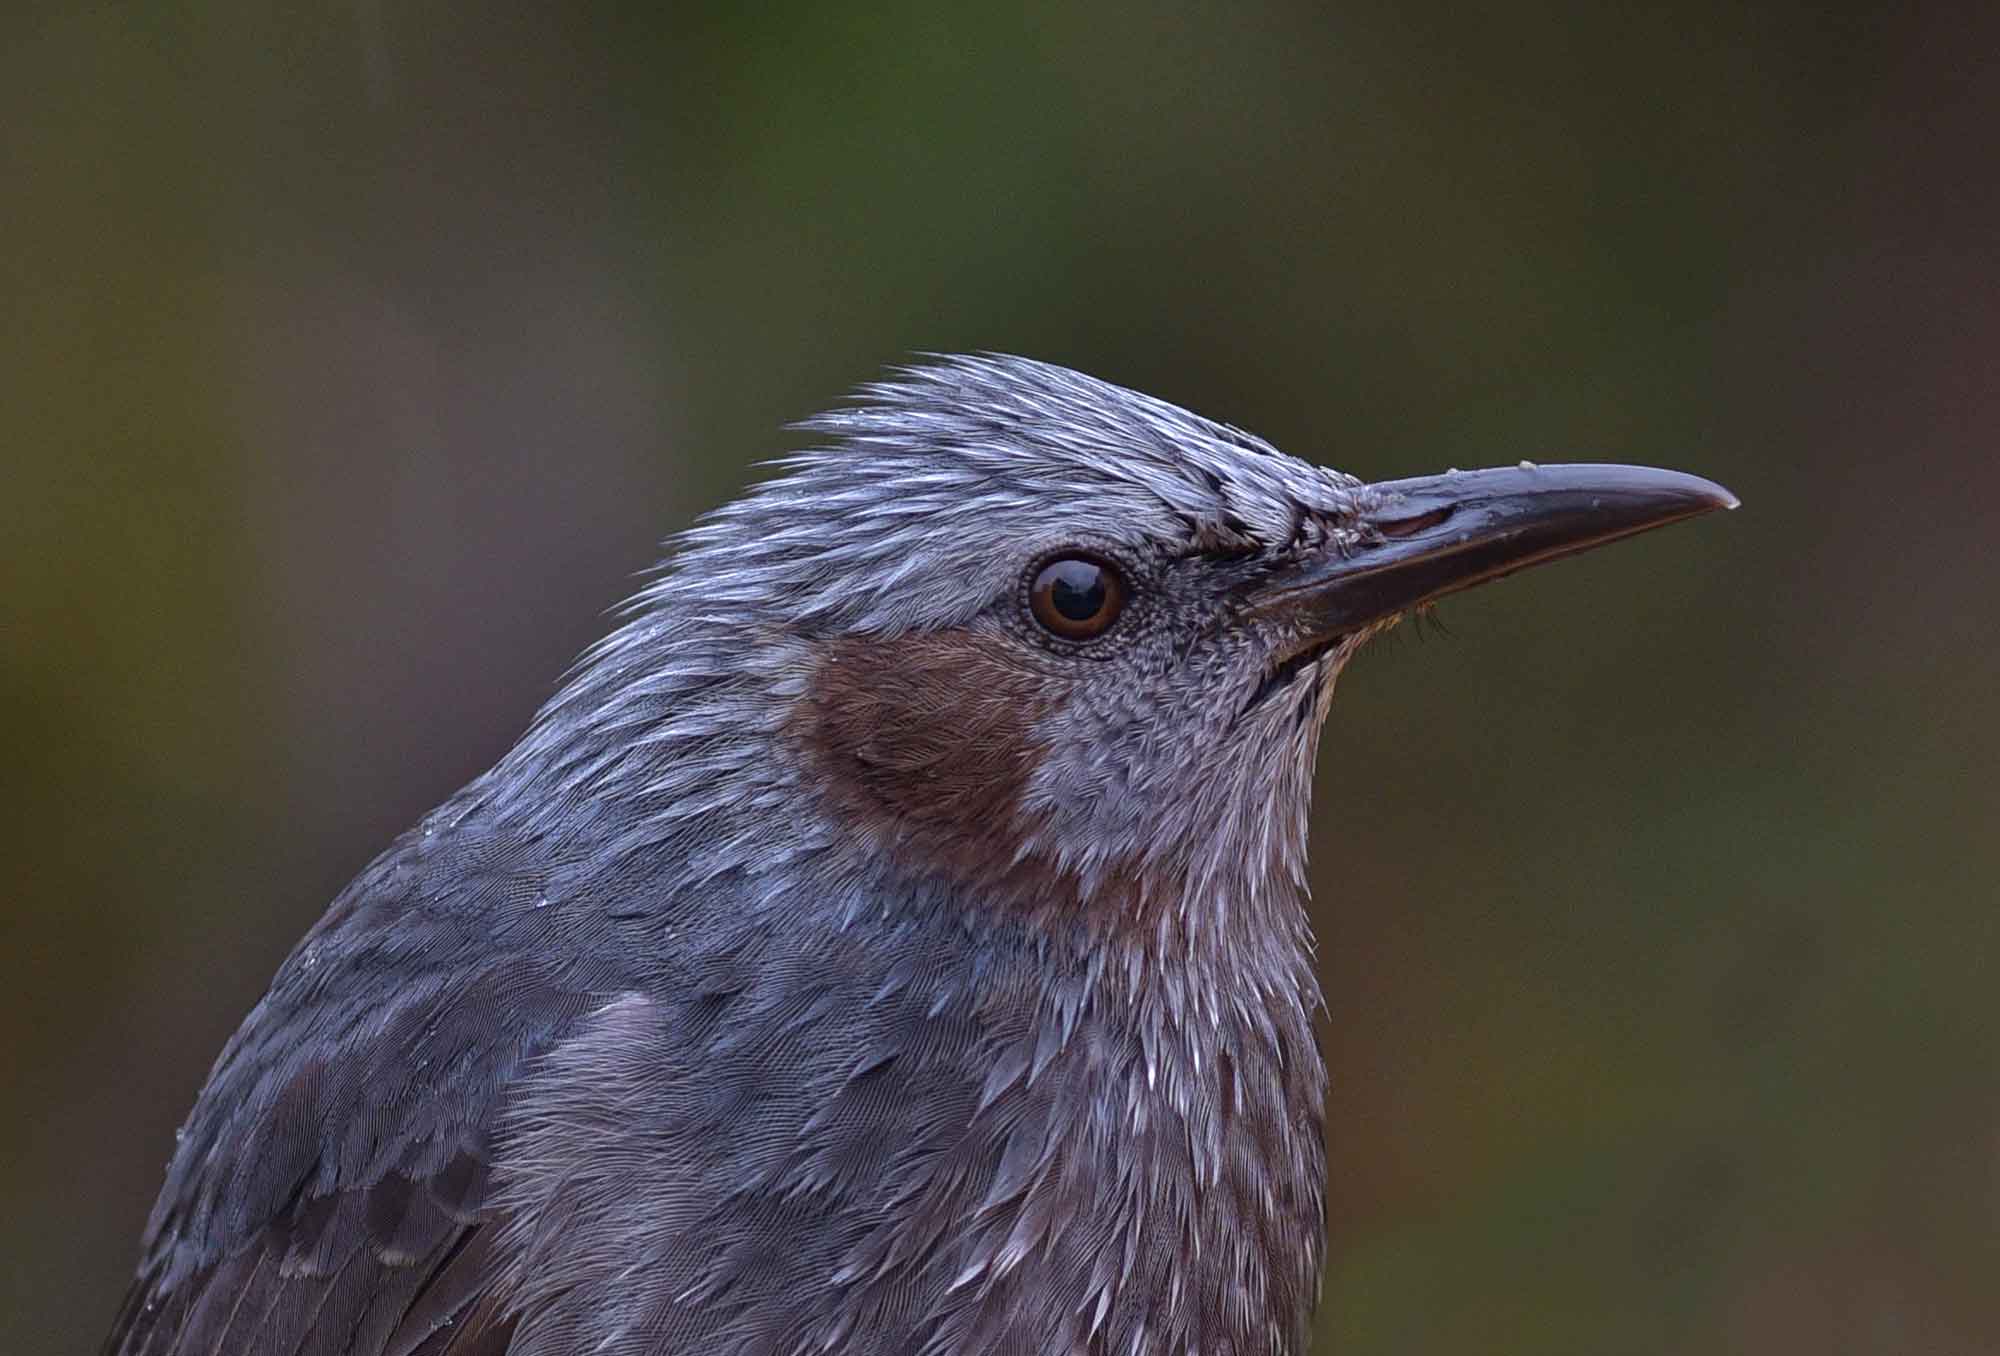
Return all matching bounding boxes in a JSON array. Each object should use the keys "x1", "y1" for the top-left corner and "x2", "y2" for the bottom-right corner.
[{"x1": 6, "y1": 3, "x2": 1997, "y2": 1352}]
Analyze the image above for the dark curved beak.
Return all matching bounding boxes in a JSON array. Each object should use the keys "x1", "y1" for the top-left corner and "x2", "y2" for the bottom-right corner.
[{"x1": 1252, "y1": 463, "x2": 1738, "y2": 639}]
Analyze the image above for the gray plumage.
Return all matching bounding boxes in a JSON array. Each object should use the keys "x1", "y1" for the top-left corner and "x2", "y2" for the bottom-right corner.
[{"x1": 105, "y1": 354, "x2": 1735, "y2": 1356}]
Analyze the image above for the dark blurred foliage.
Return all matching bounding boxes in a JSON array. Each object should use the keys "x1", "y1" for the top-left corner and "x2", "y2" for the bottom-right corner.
[{"x1": 4, "y1": 3, "x2": 1997, "y2": 1352}]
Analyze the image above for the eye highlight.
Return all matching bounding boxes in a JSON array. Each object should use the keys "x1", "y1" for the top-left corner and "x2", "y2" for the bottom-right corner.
[{"x1": 1029, "y1": 555, "x2": 1127, "y2": 640}]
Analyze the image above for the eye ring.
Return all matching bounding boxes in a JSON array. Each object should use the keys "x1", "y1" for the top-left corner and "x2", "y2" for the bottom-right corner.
[{"x1": 1028, "y1": 554, "x2": 1127, "y2": 641}]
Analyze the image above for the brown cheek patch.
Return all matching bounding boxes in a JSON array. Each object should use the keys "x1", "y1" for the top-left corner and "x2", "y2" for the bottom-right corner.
[
  {"x1": 793, "y1": 629, "x2": 1157, "y2": 931},
  {"x1": 795, "y1": 629, "x2": 1058, "y2": 854}
]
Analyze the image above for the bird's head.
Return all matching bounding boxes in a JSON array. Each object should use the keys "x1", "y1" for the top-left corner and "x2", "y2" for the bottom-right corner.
[{"x1": 519, "y1": 355, "x2": 1732, "y2": 957}]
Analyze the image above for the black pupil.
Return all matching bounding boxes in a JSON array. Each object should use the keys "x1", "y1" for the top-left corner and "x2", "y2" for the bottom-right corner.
[{"x1": 1047, "y1": 560, "x2": 1105, "y2": 621}]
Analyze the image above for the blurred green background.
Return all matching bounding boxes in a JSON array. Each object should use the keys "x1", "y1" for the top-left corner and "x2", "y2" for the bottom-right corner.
[{"x1": 5, "y1": 3, "x2": 1996, "y2": 1352}]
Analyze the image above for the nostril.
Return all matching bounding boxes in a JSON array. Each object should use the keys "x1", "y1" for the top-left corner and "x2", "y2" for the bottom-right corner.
[{"x1": 1375, "y1": 504, "x2": 1454, "y2": 539}]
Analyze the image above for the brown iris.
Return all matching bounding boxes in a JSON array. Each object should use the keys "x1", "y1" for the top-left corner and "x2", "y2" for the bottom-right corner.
[{"x1": 1029, "y1": 555, "x2": 1126, "y2": 640}]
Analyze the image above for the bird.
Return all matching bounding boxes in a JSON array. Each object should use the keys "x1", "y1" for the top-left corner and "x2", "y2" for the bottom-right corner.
[{"x1": 104, "y1": 354, "x2": 1735, "y2": 1356}]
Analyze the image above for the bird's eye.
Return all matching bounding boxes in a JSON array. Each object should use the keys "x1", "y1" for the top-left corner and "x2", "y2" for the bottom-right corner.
[{"x1": 1029, "y1": 555, "x2": 1127, "y2": 641}]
